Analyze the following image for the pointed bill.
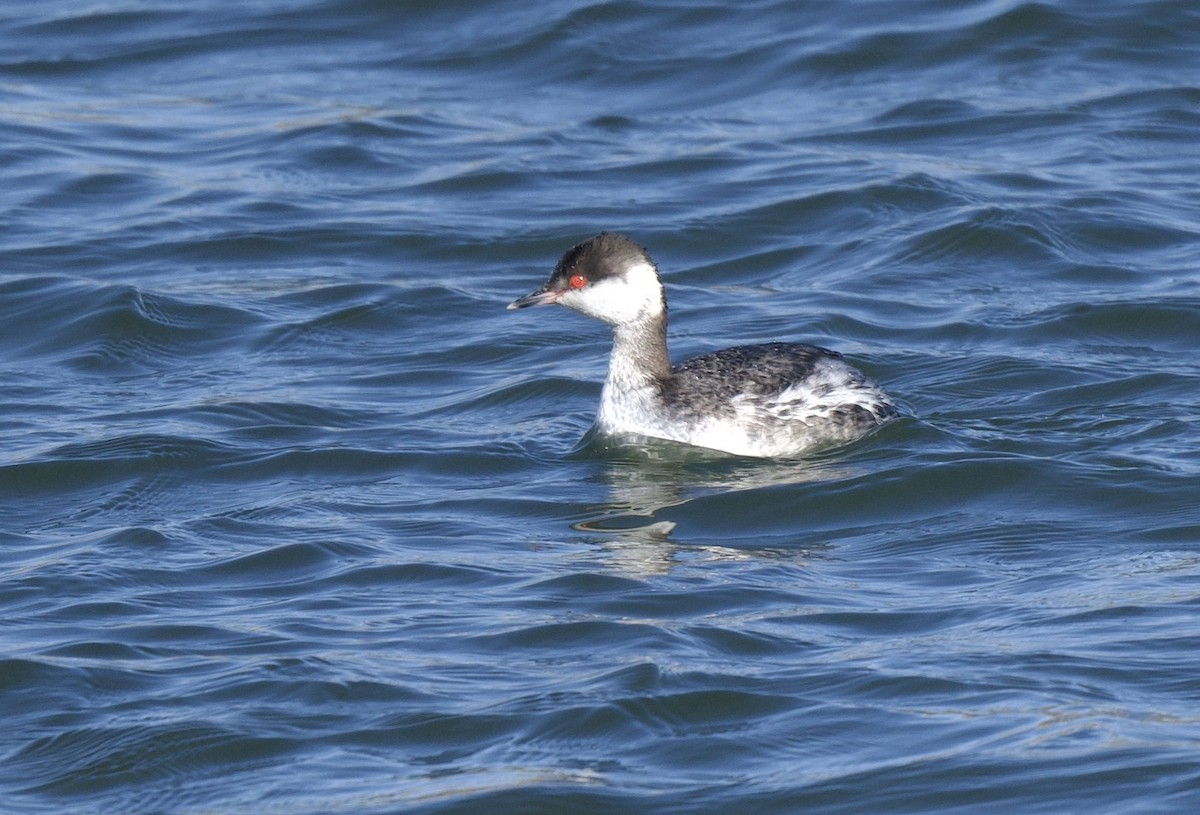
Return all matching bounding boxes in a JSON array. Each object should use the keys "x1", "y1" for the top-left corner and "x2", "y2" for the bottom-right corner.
[{"x1": 507, "y1": 288, "x2": 561, "y2": 310}]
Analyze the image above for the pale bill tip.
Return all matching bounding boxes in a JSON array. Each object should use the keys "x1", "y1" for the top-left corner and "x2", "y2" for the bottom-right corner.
[{"x1": 507, "y1": 289, "x2": 559, "y2": 310}]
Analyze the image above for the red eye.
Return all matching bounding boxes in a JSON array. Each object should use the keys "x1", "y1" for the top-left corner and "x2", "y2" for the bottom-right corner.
[{"x1": 568, "y1": 273, "x2": 587, "y2": 289}]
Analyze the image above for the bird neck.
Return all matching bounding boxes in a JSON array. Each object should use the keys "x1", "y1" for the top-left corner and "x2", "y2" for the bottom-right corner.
[{"x1": 608, "y1": 310, "x2": 671, "y2": 388}]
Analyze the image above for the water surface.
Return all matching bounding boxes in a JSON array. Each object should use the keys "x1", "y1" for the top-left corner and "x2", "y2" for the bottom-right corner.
[{"x1": 2, "y1": 1, "x2": 1199, "y2": 813}]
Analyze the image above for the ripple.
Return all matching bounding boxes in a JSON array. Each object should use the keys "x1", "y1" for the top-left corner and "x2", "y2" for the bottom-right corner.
[
  {"x1": 0, "y1": 277, "x2": 263, "y2": 369},
  {"x1": 10, "y1": 721, "x2": 295, "y2": 807}
]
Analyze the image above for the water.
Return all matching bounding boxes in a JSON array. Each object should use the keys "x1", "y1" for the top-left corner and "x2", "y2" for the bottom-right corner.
[{"x1": 2, "y1": 1, "x2": 1199, "y2": 812}]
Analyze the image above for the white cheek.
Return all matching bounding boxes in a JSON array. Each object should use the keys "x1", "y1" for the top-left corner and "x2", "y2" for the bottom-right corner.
[
  {"x1": 560, "y1": 260, "x2": 663, "y2": 325},
  {"x1": 562, "y1": 279, "x2": 636, "y2": 323}
]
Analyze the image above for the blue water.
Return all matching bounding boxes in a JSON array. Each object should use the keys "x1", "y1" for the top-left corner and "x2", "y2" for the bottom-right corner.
[{"x1": 3, "y1": 1, "x2": 1200, "y2": 812}]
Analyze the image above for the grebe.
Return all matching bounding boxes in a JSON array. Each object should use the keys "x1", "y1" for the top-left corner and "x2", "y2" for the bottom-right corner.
[{"x1": 508, "y1": 232, "x2": 895, "y2": 458}]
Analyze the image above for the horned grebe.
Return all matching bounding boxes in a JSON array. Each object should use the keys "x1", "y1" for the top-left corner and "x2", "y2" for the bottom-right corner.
[{"x1": 508, "y1": 232, "x2": 896, "y2": 458}]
